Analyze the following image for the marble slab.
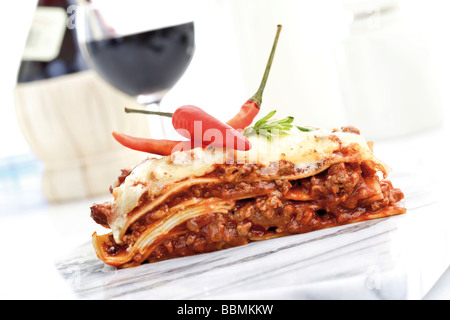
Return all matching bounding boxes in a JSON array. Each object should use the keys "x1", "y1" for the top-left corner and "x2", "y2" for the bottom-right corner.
[{"x1": 55, "y1": 128, "x2": 450, "y2": 300}]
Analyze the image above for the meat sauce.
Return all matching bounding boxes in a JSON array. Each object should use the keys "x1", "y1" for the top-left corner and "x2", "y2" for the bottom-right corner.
[{"x1": 121, "y1": 161, "x2": 405, "y2": 263}]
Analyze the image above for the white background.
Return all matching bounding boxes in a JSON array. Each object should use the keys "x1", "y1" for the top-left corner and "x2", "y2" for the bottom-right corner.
[{"x1": 0, "y1": 0, "x2": 449, "y2": 299}]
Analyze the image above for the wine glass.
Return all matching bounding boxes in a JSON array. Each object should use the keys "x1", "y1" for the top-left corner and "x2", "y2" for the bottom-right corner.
[{"x1": 75, "y1": 0, "x2": 196, "y2": 138}]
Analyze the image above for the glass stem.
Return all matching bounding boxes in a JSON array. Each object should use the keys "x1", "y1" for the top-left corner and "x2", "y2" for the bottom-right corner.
[{"x1": 150, "y1": 102, "x2": 168, "y2": 138}]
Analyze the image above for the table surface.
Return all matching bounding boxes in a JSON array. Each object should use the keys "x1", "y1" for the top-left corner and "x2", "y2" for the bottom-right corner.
[{"x1": 1, "y1": 127, "x2": 449, "y2": 300}]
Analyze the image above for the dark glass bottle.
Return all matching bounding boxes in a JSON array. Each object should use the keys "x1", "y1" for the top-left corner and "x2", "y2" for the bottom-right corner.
[{"x1": 17, "y1": 0, "x2": 88, "y2": 83}]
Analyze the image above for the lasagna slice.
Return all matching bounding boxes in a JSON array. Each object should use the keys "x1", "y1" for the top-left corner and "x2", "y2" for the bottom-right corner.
[{"x1": 91, "y1": 126, "x2": 405, "y2": 268}]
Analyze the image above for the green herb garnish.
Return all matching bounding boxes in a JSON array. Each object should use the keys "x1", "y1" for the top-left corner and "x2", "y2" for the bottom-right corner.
[
  {"x1": 296, "y1": 125, "x2": 315, "y2": 132},
  {"x1": 243, "y1": 110, "x2": 294, "y2": 141}
]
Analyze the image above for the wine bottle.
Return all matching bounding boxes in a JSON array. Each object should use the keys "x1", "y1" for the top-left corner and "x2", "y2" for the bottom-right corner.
[
  {"x1": 14, "y1": 0, "x2": 151, "y2": 202},
  {"x1": 17, "y1": 0, "x2": 89, "y2": 83}
]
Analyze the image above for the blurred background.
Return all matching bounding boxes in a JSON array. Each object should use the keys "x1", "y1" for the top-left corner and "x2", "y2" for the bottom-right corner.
[{"x1": 1, "y1": 0, "x2": 449, "y2": 211}]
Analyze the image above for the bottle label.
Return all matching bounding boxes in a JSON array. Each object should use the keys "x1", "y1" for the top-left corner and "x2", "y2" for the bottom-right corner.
[{"x1": 22, "y1": 7, "x2": 67, "y2": 62}]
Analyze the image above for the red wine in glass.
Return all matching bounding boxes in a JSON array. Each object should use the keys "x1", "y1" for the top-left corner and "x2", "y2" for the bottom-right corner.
[{"x1": 85, "y1": 22, "x2": 195, "y2": 103}]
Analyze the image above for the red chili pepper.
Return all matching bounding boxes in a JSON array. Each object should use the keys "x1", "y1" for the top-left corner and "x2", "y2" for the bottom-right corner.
[
  {"x1": 112, "y1": 107, "x2": 252, "y2": 156},
  {"x1": 226, "y1": 25, "x2": 282, "y2": 131},
  {"x1": 112, "y1": 131, "x2": 193, "y2": 156},
  {"x1": 123, "y1": 106, "x2": 252, "y2": 152},
  {"x1": 171, "y1": 105, "x2": 251, "y2": 151},
  {"x1": 120, "y1": 105, "x2": 251, "y2": 154}
]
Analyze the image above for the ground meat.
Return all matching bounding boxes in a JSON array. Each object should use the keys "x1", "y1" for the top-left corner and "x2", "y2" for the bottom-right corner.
[
  {"x1": 369, "y1": 180, "x2": 404, "y2": 212},
  {"x1": 90, "y1": 201, "x2": 114, "y2": 228},
  {"x1": 324, "y1": 162, "x2": 361, "y2": 195},
  {"x1": 143, "y1": 162, "x2": 405, "y2": 263},
  {"x1": 133, "y1": 179, "x2": 289, "y2": 230},
  {"x1": 148, "y1": 213, "x2": 248, "y2": 262},
  {"x1": 209, "y1": 161, "x2": 296, "y2": 181},
  {"x1": 123, "y1": 224, "x2": 147, "y2": 247},
  {"x1": 333, "y1": 125, "x2": 361, "y2": 135},
  {"x1": 104, "y1": 161, "x2": 405, "y2": 265},
  {"x1": 109, "y1": 169, "x2": 131, "y2": 193}
]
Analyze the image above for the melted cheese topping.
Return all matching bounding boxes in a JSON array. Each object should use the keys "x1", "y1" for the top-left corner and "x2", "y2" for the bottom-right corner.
[
  {"x1": 109, "y1": 129, "x2": 375, "y2": 241},
  {"x1": 237, "y1": 129, "x2": 372, "y2": 167}
]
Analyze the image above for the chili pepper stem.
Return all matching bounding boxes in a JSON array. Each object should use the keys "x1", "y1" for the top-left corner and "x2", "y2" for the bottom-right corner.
[
  {"x1": 124, "y1": 107, "x2": 173, "y2": 118},
  {"x1": 249, "y1": 24, "x2": 282, "y2": 107}
]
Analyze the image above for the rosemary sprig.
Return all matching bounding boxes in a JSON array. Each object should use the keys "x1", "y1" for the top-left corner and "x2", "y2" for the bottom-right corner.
[
  {"x1": 243, "y1": 110, "x2": 294, "y2": 141},
  {"x1": 296, "y1": 125, "x2": 315, "y2": 132}
]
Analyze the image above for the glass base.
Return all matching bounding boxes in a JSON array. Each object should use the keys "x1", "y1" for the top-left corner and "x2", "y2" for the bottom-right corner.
[
  {"x1": 137, "y1": 90, "x2": 169, "y2": 105},
  {"x1": 136, "y1": 90, "x2": 171, "y2": 139}
]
